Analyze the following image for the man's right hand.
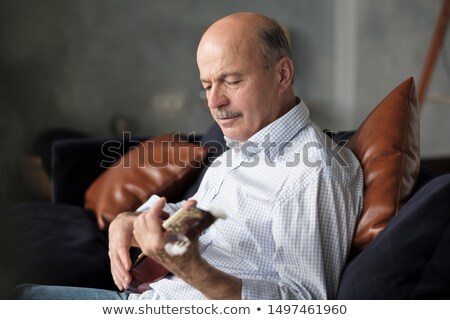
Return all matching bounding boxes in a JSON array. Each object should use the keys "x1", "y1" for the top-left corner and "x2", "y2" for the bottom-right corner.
[{"x1": 108, "y1": 211, "x2": 140, "y2": 291}]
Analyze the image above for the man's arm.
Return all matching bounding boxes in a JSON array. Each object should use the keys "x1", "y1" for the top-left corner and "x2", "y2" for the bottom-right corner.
[{"x1": 132, "y1": 197, "x2": 242, "y2": 299}]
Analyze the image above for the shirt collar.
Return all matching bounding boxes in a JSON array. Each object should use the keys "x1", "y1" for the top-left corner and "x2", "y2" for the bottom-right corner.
[{"x1": 224, "y1": 98, "x2": 310, "y2": 161}]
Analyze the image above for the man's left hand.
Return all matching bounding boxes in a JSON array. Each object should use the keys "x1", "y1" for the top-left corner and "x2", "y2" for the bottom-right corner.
[{"x1": 132, "y1": 197, "x2": 203, "y2": 279}]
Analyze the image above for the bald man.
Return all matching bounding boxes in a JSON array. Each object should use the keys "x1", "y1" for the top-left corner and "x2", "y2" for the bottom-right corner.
[{"x1": 15, "y1": 12, "x2": 363, "y2": 300}]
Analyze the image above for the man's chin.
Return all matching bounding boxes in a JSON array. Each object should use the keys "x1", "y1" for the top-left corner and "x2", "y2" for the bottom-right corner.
[
  {"x1": 220, "y1": 128, "x2": 248, "y2": 142},
  {"x1": 214, "y1": 118, "x2": 250, "y2": 141},
  {"x1": 220, "y1": 127, "x2": 237, "y2": 139}
]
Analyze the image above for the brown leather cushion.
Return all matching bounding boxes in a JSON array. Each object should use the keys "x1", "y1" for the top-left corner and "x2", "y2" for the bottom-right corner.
[
  {"x1": 348, "y1": 77, "x2": 420, "y2": 251},
  {"x1": 85, "y1": 134, "x2": 208, "y2": 230}
]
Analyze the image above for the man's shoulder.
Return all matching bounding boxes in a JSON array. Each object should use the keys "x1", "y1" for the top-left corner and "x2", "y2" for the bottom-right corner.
[{"x1": 279, "y1": 123, "x2": 362, "y2": 185}]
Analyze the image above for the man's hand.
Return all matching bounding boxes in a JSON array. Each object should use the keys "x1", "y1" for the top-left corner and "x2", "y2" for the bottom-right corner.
[
  {"x1": 133, "y1": 198, "x2": 202, "y2": 277},
  {"x1": 108, "y1": 211, "x2": 140, "y2": 291},
  {"x1": 133, "y1": 197, "x2": 242, "y2": 299}
]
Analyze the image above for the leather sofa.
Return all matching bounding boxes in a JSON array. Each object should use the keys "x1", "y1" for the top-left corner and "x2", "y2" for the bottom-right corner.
[{"x1": 3, "y1": 77, "x2": 450, "y2": 299}]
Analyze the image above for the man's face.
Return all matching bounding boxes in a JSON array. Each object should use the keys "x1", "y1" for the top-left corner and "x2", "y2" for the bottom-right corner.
[{"x1": 197, "y1": 36, "x2": 282, "y2": 142}]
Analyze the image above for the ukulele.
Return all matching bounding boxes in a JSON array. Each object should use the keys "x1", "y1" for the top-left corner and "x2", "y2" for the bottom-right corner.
[{"x1": 126, "y1": 206, "x2": 226, "y2": 294}]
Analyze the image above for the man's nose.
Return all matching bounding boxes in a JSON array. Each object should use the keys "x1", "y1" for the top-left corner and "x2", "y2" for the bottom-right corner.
[{"x1": 207, "y1": 85, "x2": 228, "y2": 110}]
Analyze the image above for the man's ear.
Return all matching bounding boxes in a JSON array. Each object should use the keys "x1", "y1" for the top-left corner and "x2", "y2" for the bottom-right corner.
[{"x1": 276, "y1": 57, "x2": 294, "y2": 91}]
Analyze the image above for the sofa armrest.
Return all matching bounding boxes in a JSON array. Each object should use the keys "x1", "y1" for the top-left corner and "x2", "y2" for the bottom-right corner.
[{"x1": 51, "y1": 136, "x2": 146, "y2": 207}]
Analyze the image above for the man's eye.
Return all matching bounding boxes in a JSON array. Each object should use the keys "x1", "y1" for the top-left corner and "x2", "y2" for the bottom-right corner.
[
  {"x1": 204, "y1": 86, "x2": 212, "y2": 91},
  {"x1": 227, "y1": 80, "x2": 241, "y2": 85}
]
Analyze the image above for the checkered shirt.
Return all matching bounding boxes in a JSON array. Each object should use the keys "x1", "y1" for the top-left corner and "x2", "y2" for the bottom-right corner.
[{"x1": 129, "y1": 100, "x2": 363, "y2": 300}]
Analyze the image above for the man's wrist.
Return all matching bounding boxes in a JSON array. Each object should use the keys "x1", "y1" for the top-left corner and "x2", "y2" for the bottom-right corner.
[{"x1": 182, "y1": 258, "x2": 242, "y2": 299}]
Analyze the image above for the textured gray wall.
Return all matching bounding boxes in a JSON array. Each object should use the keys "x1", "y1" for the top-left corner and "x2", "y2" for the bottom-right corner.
[
  {"x1": 0, "y1": 0, "x2": 449, "y2": 164},
  {"x1": 0, "y1": 0, "x2": 334, "y2": 142},
  {"x1": 355, "y1": 0, "x2": 450, "y2": 157}
]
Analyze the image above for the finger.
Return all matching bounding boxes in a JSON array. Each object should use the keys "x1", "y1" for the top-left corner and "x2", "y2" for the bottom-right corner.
[
  {"x1": 182, "y1": 198, "x2": 197, "y2": 210},
  {"x1": 112, "y1": 260, "x2": 131, "y2": 289},
  {"x1": 139, "y1": 197, "x2": 167, "y2": 232},
  {"x1": 133, "y1": 199, "x2": 168, "y2": 256},
  {"x1": 109, "y1": 251, "x2": 129, "y2": 290},
  {"x1": 109, "y1": 229, "x2": 132, "y2": 272},
  {"x1": 118, "y1": 246, "x2": 132, "y2": 272},
  {"x1": 153, "y1": 197, "x2": 167, "y2": 214},
  {"x1": 133, "y1": 212, "x2": 165, "y2": 250},
  {"x1": 108, "y1": 229, "x2": 132, "y2": 288},
  {"x1": 109, "y1": 242, "x2": 132, "y2": 285}
]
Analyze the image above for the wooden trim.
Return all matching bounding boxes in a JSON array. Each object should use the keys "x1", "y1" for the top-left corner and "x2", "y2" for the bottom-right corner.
[{"x1": 418, "y1": 0, "x2": 450, "y2": 108}]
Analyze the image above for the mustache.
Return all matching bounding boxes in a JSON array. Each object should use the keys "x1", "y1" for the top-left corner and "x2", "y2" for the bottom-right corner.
[{"x1": 215, "y1": 109, "x2": 242, "y2": 119}]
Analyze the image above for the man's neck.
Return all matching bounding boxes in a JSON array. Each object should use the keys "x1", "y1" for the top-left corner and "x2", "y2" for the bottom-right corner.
[{"x1": 277, "y1": 92, "x2": 299, "y2": 119}]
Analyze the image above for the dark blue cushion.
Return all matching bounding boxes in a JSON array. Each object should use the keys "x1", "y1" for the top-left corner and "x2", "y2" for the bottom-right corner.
[
  {"x1": 52, "y1": 136, "x2": 147, "y2": 207},
  {"x1": 4, "y1": 203, "x2": 116, "y2": 293},
  {"x1": 337, "y1": 172, "x2": 450, "y2": 299}
]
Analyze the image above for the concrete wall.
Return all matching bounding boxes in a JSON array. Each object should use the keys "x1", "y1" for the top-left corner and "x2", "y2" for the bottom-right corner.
[
  {"x1": 0, "y1": 0, "x2": 448, "y2": 180},
  {"x1": 355, "y1": 0, "x2": 450, "y2": 157},
  {"x1": 0, "y1": 0, "x2": 335, "y2": 141}
]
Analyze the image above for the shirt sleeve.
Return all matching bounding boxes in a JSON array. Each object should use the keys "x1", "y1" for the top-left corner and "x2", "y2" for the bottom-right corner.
[{"x1": 241, "y1": 167, "x2": 362, "y2": 299}]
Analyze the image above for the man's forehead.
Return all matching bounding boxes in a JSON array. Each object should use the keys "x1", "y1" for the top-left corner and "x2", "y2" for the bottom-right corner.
[
  {"x1": 197, "y1": 23, "x2": 260, "y2": 62},
  {"x1": 197, "y1": 41, "x2": 261, "y2": 82}
]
